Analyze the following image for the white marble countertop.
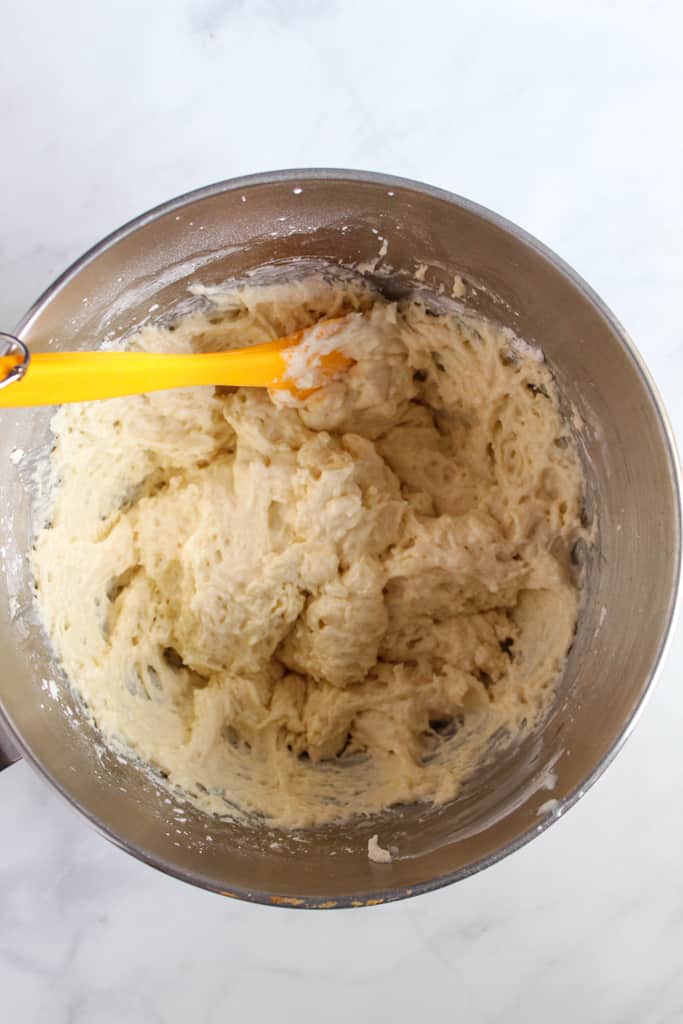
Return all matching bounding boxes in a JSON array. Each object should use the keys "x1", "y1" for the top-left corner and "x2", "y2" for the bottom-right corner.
[{"x1": 2, "y1": 1, "x2": 683, "y2": 1020}]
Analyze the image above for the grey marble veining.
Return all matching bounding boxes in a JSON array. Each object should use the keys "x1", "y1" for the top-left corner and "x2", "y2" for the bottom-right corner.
[{"x1": 2, "y1": 1, "x2": 683, "y2": 1020}]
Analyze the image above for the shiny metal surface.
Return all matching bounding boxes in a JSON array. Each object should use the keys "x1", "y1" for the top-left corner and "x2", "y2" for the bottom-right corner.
[
  {"x1": 0, "y1": 716, "x2": 20, "y2": 771},
  {"x1": 0, "y1": 169, "x2": 680, "y2": 907}
]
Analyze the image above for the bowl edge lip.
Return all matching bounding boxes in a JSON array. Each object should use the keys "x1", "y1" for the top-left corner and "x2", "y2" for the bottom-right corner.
[{"x1": 3, "y1": 166, "x2": 682, "y2": 908}]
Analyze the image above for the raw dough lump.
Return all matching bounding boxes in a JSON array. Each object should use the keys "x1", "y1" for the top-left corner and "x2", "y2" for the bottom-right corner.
[{"x1": 32, "y1": 273, "x2": 584, "y2": 826}]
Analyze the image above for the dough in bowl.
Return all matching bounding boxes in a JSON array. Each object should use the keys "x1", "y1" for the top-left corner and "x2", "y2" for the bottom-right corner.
[{"x1": 32, "y1": 272, "x2": 585, "y2": 827}]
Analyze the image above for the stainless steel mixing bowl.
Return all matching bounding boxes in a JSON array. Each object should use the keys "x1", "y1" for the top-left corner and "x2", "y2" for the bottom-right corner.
[{"x1": 0, "y1": 169, "x2": 679, "y2": 907}]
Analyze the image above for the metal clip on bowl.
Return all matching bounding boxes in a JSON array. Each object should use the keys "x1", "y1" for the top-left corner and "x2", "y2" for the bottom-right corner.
[{"x1": 0, "y1": 334, "x2": 31, "y2": 391}]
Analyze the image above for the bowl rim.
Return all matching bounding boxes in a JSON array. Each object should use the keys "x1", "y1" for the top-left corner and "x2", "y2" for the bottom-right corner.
[{"x1": 3, "y1": 167, "x2": 681, "y2": 909}]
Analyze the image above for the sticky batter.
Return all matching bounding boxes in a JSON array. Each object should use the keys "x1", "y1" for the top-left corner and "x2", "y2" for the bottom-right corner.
[{"x1": 32, "y1": 273, "x2": 584, "y2": 827}]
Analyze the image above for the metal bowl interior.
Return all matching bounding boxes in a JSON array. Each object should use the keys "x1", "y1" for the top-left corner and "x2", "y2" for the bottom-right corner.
[{"x1": 0, "y1": 170, "x2": 679, "y2": 907}]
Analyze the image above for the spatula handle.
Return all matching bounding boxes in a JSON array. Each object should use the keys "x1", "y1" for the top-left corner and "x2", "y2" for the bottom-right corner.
[{"x1": 0, "y1": 340, "x2": 293, "y2": 407}]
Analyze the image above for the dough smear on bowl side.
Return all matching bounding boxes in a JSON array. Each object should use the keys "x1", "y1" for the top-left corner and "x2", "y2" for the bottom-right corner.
[{"x1": 32, "y1": 272, "x2": 585, "y2": 827}]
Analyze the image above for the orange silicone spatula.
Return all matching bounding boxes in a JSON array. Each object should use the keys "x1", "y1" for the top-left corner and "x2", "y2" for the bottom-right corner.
[{"x1": 0, "y1": 317, "x2": 354, "y2": 408}]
